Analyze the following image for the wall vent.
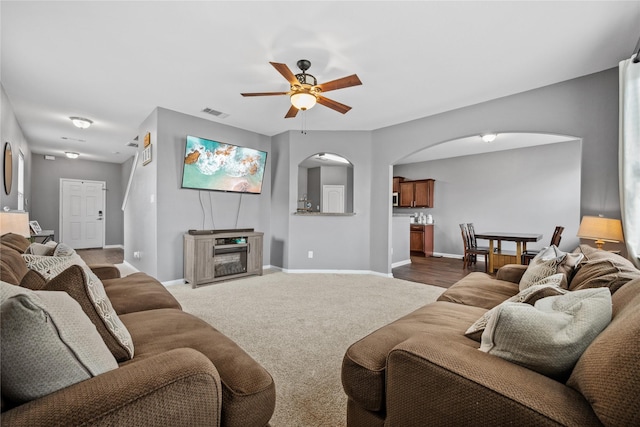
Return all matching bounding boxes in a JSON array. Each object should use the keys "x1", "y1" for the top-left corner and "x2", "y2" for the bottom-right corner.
[{"x1": 202, "y1": 107, "x2": 229, "y2": 119}]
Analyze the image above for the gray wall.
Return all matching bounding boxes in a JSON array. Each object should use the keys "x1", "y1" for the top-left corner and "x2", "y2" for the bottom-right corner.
[
  {"x1": 371, "y1": 67, "x2": 621, "y2": 274},
  {"x1": 269, "y1": 132, "x2": 290, "y2": 269},
  {"x1": 0, "y1": 84, "x2": 32, "y2": 212},
  {"x1": 30, "y1": 155, "x2": 124, "y2": 245},
  {"x1": 283, "y1": 130, "x2": 373, "y2": 271},
  {"x1": 125, "y1": 107, "x2": 272, "y2": 281},
  {"x1": 393, "y1": 141, "x2": 582, "y2": 256}
]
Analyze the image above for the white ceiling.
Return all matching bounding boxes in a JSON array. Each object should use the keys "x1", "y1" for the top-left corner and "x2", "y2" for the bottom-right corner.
[{"x1": 2, "y1": 1, "x2": 639, "y2": 164}]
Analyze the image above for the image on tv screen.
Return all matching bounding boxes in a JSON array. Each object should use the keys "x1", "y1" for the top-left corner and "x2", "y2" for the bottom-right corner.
[{"x1": 181, "y1": 135, "x2": 267, "y2": 194}]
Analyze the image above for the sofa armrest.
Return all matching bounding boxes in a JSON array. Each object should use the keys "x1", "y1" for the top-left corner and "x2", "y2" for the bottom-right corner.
[
  {"x1": 385, "y1": 333, "x2": 602, "y2": 427},
  {"x1": 2, "y1": 348, "x2": 222, "y2": 427},
  {"x1": 496, "y1": 263, "x2": 528, "y2": 283},
  {"x1": 88, "y1": 263, "x2": 121, "y2": 280}
]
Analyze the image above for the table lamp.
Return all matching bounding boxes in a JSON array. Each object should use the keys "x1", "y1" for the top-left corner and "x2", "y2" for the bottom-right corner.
[
  {"x1": 0, "y1": 211, "x2": 31, "y2": 237},
  {"x1": 577, "y1": 215, "x2": 624, "y2": 250}
]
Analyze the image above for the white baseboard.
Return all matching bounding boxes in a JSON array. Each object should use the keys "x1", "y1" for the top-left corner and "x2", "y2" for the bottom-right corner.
[
  {"x1": 434, "y1": 252, "x2": 464, "y2": 260},
  {"x1": 104, "y1": 244, "x2": 124, "y2": 249},
  {"x1": 391, "y1": 259, "x2": 411, "y2": 268}
]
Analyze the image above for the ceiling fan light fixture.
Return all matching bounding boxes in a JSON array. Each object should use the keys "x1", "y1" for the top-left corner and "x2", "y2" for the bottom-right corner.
[
  {"x1": 290, "y1": 91, "x2": 317, "y2": 111},
  {"x1": 70, "y1": 116, "x2": 93, "y2": 129}
]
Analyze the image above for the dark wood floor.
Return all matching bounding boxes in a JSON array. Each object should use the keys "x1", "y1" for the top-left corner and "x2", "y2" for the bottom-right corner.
[
  {"x1": 392, "y1": 255, "x2": 489, "y2": 288},
  {"x1": 76, "y1": 248, "x2": 124, "y2": 265}
]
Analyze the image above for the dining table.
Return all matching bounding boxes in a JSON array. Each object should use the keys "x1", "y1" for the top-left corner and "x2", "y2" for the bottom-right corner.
[{"x1": 474, "y1": 231, "x2": 543, "y2": 273}]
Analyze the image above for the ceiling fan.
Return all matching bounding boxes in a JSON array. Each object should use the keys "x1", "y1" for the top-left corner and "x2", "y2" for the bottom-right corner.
[{"x1": 241, "y1": 59, "x2": 362, "y2": 118}]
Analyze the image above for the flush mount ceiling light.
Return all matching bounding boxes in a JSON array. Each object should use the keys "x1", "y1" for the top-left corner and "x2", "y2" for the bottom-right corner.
[
  {"x1": 481, "y1": 133, "x2": 497, "y2": 143},
  {"x1": 69, "y1": 116, "x2": 93, "y2": 129},
  {"x1": 65, "y1": 152, "x2": 79, "y2": 159}
]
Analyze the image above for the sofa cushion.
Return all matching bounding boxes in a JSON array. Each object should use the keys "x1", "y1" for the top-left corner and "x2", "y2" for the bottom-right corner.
[
  {"x1": 437, "y1": 272, "x2": 519, "y2": 310},
  {"x1": 39, "y1": 264, "x2": 134, "y2": 362},
  {"x1": 0, "y1": 281, "x2": 118, "y2": 403},
  {"x1": 569, "y1": 245, "x2": 640, "y2": 294},
  {"x1": 0, "y1": 244, "x2": 29, "y2": 285},
  {"x1": 0, "y1": 233, "x2": 31, "y2": 253},
  {"x1": 119, "y1": 308, "x2": 275, "y2": 427},
  {"x1": 102, "y1": 272, "x2": 182, "y2": 315},
  {"x1": 480, "y1": 288, "x2": 612, "y2": 379},
  {"x1": 567, "y1": 277, "x2": 640, "y2": 426},
  {"x1": 465, "y1": 281, "x2": 567, "y2": 341},
  {"x1": 342, "y1": 301, "x2": 486, "y2": 413}
]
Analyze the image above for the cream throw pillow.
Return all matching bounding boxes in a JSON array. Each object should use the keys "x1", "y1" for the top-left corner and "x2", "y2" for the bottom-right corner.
[
  {"x1": 519, "y1": 245, "x2": 584, "y2": 290},
  {"x1": 22, "y1": 254, "x2": 134, "y2": 361},
  {"x1": 0, "y1": 281, "x2": 118, "y2": 403},
  {"x1": 479, "y1": 287, "x2": 612, "y2": 378},
  {"x1": 465, "y1": 276, "x2": 567, "y2": 341}
]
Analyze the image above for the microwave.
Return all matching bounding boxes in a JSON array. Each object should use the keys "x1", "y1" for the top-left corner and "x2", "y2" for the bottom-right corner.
[{"x1": 392, "y1": 192, "x2": 399, "y2": 206}]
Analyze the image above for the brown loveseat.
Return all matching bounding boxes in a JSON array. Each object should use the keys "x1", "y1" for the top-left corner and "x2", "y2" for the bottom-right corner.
[
  {"x1": 0, "y1": 233, "x2": 275, "y2": 427},
  {"x1": 342, "y1": 245, "x2": 640, "y2": 426}
]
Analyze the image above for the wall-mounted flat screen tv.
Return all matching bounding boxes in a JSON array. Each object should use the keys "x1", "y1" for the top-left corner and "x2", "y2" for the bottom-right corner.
[{"x1": 181, "y1": 135, "x2": 267, "y2": 194}]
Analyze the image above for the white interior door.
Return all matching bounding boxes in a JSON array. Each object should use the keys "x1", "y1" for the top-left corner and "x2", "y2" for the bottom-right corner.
[
  {"x1": 322, "y1": 185, "x2": 345, "y2": 213},
  {"x1": 60, "y1": 179, "x2": 105, "y2": 249}
]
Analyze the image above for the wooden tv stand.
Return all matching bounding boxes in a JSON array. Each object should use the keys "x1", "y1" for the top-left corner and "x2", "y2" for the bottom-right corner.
[{"x1": 183, "y1": 230, "x2": 263, "y2": 288}]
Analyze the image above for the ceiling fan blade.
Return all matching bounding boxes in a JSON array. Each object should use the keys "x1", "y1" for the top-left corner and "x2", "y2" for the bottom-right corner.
[
  {"x1": 270, "y1": 62, "x2": 298, "y2": 85},
  {"x1": 316, "y1": 96, "x2": 352, "y2": 114},
  {"x1": 285, "y1": 105, "x2": 299, "y2": 118},
  {"x1": 316, "y1": 74, "x2": 362, "y2": 93},
  {"x1": 241, "y1": 92, "x2": 289, "y2": 97}
]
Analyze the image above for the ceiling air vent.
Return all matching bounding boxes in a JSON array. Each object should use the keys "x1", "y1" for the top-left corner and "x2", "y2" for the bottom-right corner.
[{"x1": 202, "y1": 107, "x2": 229, "y2": 119}]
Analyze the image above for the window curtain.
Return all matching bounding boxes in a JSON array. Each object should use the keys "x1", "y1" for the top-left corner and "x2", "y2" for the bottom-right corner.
[{"x1": 619, "y1": 53, "x2": 640, "y2": 267}]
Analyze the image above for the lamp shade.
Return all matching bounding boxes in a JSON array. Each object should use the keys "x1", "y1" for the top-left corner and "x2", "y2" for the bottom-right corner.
[
  {"x1": 0, "y1": 211, "x2": 31, "y2": 237},
  {"x1": 290, "y1": 91, "x2": 317, "y2": 110},
  {"x1": 577, "y1": 216, "x2": 624, "y2": 249}
]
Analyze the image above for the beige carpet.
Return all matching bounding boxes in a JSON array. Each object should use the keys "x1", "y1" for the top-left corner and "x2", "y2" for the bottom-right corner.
[{"x1": 167, "y1": 271, "x2": 445, "y2": 427}]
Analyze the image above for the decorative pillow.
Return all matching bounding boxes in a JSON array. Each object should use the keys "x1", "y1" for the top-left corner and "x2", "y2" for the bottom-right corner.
[
  {"x1": 41, "y1": 265, "x2": 134, "y2": 362},
  {"x1": 465, "y1": 278, "x2": 567, "y2": 341},
  {"x1": 22, "y1": 254, "x2": 134, "y2": 361},
  {"x1": 53, "y1": 242, "x2": 76, "y2": 257},
  {"x1": 24, "y1": 243, "x2": 55, "y2": 256},
  {"x1": 19, "y1": 269, "x2": 47, "y2": 290},
  {"x1": 22, "y1": 253, "x2": 84, "y2": 280},
  {"x1": 479, "y1": 287, "x2": 612, "y2": 379},
  {"x1": 519, "y1": 245, "x2": 583, "y2": 290},
  {"x1": 0, "y1": 281, "x2": 118, "y2": 403}
]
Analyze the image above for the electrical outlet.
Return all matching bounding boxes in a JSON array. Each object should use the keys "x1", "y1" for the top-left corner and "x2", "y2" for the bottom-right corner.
[
  {"x1": 133, "y1": 251, "x2": 141, "y2": 259},
  {"x1": 308, "y1": 251, "x2": 313, "y2": 259}
]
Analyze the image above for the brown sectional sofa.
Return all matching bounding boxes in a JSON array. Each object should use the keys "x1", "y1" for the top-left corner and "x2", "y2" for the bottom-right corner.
[
  {"x1": 342, "y1": 245, "x2": 640, "y2": 426},
  {"x1": 0, "y1": 233, "x2": 275, "y2": 427}
]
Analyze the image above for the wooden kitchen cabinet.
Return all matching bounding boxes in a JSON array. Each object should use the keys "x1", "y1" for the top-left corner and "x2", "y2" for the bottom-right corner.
[
  {"x1": 410, "y1": 224, "x2": 433, "y2": 256},
  {"x1": 399, "y1": 179, "x2": 435, "y2": 208},
  {"x1": 392, "y1": 176, "x2": 405, "y2": 193}
]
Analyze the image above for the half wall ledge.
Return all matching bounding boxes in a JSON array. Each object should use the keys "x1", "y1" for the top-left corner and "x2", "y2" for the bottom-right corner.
[{"x1": 292, "y1": 212, "x2": 356, "y2": 216}]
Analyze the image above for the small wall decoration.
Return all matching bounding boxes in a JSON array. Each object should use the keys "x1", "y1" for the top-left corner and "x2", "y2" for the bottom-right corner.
[
  {"x1": 4, "y1": 142, "x2": 12, "y2": 195},
  {"x1": 29, "y1": 220, "x2": 42, "y2": 234},
  {"x1": 142, "y1": 132, "x2": 152, "y2": 165}
]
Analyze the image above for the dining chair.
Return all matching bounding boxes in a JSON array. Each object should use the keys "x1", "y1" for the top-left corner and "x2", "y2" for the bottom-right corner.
[
  {"x1": 459, "y1": 223, "x2": 489, "y2": 272},
  {"x1": 521, "y1": 225, "x2": 564, "y2": 264},
  {"x1": 466, "y1": 223, "x2": 490, "y2": 252}
]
